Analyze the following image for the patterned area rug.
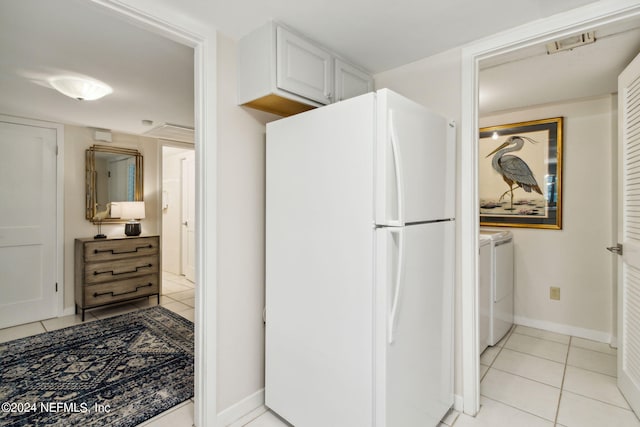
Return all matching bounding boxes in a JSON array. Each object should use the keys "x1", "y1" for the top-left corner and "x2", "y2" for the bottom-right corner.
[{"x1": 0, "y1": 306, "x2": 194, "y2": 426}]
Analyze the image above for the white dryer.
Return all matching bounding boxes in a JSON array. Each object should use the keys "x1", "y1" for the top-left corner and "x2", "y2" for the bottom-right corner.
[
  {"x1": 478, "y1": 235, "x2": 491, "y2": 354},
  {"x1": 480, "y1": 229, "x2": 514, "y2": 346}
]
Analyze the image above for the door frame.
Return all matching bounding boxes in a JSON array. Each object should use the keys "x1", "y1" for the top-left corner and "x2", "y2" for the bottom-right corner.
[
  {"x1": 0, "y1": 114, "x2": 65, "y2": 319},
  {"x1": 460, "y1": 0, "x2": 640, "y2": 416},
  {"x1": 90, "y1": 1, "x2": 218, "y2": 425}
]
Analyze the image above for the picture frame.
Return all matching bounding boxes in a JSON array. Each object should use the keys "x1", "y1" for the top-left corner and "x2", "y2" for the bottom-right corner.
[{"x1": 479, "y1": 117, "x2": 563, "y2": 229}]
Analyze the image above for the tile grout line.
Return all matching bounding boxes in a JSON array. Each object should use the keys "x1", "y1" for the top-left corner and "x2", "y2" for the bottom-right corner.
[
  {"x1": 564, "y1": 363, "x2": 618, "y2": 379},
  {"x1": 488, "y1": 365, "x2": 563, "y2": 390},
  {"x1": 561, "y1": 388, "x2": 636, "y2": 412},
  {"x1": 482, "y1": 326, "x2": 570, "y2": 426},
  {"x1": 553, "y1": 335, "x2": 572, "y2": 427},
  {"x1": 240, "y1": 408, "x2": 270, "y2": 427},
  {"x1": 481, "y1": 325, "x2": 516, "y2": 382},
  {"x1": 508, "y1": 331, "x2": 571, "y2": 346},
  {"x1": 516, "y1": 329, "x2": 617, "y2": 357},
  {"x1": 511, "y1": 331, "x2": 571, "y2": 346},
  {"x1": 479, "y1": 395, "x2": 558, "y2": 425},
  {"x1": 501, "y1": 340, "x2": 617, "y2": 379},
  {"x1": 498, "y1": 346, "x2": 567, "y2": 366},
  {"x1": 485, "y1": 333, "x2": 508, "y2": 369}
]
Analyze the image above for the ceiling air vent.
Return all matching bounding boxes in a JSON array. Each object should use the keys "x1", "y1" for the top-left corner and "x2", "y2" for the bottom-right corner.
[
  {"x1": 143, "y1": 123, "x2": 194, "y2": 143},
  {"x1": 546, "y1": 32, "x2": 595, "y2": 54}
]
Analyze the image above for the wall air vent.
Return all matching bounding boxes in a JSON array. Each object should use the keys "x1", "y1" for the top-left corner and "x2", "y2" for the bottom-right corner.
[
  {"x1": 546, "y1": 32, "x2": 595, "y2": 54},
  {"x1": 143, "y1": 123, "x2": 194, "y2": 143}
]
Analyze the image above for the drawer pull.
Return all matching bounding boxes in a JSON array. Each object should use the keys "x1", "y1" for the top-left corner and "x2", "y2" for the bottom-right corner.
[
  {"x1": 93, "y1": 283, "x2": 153, "y2": 298},
  {"x1": 93, "y1": 264, "x2": 153, "y2": 276},
  {"x1": 94, "y1": 244, "x2": 153, "y2": 255}
]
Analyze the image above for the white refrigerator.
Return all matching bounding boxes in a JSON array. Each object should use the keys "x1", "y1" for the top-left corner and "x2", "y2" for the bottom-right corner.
[{"x1": 265, "y1": 89, "x2": 455, "y2": 427}]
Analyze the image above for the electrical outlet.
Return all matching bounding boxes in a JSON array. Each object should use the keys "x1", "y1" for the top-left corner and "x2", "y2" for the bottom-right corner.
[{"x1": 550, "y1": 287, "x2": 560, "y2": 300}]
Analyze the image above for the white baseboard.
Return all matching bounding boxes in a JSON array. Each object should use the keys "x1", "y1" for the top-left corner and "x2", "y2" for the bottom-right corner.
[
  {"x1": 217, "y1": 388, "x2": 265, "y2": 426},
  {"x1": 62, "y1": 307, "x2": 76, "y2": 317},
  {"x1": 514, "y1": 315, "x2": 612, "y2": 344},
  {"x1": 453, "y1": 394, "x2": 464, "y2": 412},
  {"x1": 218, "y1": 389, "x2": 462, "y2": 425}
]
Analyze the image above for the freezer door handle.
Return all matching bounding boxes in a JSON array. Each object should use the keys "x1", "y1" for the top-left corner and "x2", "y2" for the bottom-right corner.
[
  {"x1": 388, "y1": 227, "x2": 405, "y2": 344},
  {"x1": 388, "y1": 110, "x2": 404, "y2": 226}
]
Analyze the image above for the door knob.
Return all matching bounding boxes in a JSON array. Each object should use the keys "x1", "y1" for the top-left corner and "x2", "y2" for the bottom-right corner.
[
  {"x1": 182, "y1": 221, "x2": 188, "y2": 227},
  {"x1": 607, "y1": 243, "x2": 623, "y2": 255}
]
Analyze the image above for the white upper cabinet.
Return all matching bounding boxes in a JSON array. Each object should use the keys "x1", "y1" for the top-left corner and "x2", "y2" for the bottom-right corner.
[
  {"x1": 334, "y1": 59, "x2": 373, "y2": 103},
  {"x1": 238, "y1": 21, "x2": 373, "y2": 117},
  {"x1": 276, "y1": 26, "x2": 333, "y2": 105}
]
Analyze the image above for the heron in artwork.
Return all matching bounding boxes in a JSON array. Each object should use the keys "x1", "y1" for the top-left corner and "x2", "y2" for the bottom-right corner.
[{"x1": 486, "y1": 135, "x2": 542, "y2": 211}]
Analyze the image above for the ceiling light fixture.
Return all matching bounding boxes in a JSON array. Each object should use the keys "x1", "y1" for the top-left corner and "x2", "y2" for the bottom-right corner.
[{"x1": 49, "y1": 76, "x2": 113, "y2": 101}]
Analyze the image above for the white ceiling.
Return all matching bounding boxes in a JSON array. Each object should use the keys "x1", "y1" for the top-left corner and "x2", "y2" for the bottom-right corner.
[
  {"x1": 141, "y1": 0, "x2": 602, "y2": 73},
  {"x1": 0, "y1": 0, "x2": 194, "y2": 136},
  {"x1": 480, "y1": 16, "x2": 640, "y2": 114},
  {"x1": 1, "y1": 0, "x2": 638, "y2": 135}
]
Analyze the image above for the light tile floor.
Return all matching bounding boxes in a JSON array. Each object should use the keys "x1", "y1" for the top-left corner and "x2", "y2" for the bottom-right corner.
[
  {"x1": 460, "y1": 325, "x2": 639, "y2": 427},
  {"x1": 0, "y1": 271, "x2": 196, "y2": 427},
  {"x1": 5, "y1": 296, "x2": 639, "y2": 427},
  {"x1": 235, "y1": 325, "x2": 640, "y2": 427}
]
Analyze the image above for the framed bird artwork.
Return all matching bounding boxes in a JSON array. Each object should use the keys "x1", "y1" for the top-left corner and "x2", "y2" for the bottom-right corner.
[{"x1": 479, "y1": 117, "x2": 563, "y2": 229}]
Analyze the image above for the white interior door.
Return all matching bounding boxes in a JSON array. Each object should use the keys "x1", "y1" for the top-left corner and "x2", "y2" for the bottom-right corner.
[
  {"x1": 181, "y1": 151, "x2": 195, "y2": 282},
  {"x1": 0, "y1": 120, "x2": 58, "y2": 328},
  {"x1": 617, "y1": 51, "x2": 640, "y2": 415}
]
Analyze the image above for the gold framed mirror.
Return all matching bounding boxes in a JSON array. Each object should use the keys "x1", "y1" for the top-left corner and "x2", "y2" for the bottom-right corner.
[{"x1": 86, "y1": 145, "x2": 143, "y2": 222}]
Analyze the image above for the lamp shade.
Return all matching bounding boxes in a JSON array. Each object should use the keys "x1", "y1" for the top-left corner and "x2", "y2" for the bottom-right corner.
[{"x1": 118, "y1": 201, "x2": 146, "y2": 220}]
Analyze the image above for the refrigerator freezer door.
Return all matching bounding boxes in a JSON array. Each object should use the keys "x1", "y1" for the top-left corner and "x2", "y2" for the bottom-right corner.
[
  {"x1": 375, "y1": 221, "x2": 454, "y2": 426},
  {"x1": 265, "y1": 94, "x2": 376, "y2": 427},
  {"x1": 375, "y1": 89, "x2": 455, "y2": 225}
]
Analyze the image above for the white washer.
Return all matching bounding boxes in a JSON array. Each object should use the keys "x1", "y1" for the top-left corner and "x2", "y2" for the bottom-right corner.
[
  {"x1": 480, "y1": 229, "x2": 514, "y2": 346},
  {"x1": 478, "y1": 235, "x2": 491, "y2": 354}
]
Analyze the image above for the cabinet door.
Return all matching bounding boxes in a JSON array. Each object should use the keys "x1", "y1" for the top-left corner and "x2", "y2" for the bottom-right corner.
[
  {"x1": 334, "y1": 59, "x2": 373, "y2": 102},
  {"x1": 276, "y1": 26, "x2": 332, "y2": 105}
]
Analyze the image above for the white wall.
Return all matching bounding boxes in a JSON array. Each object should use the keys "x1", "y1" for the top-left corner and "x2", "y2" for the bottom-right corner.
[
  {"x1": 216, "y1": 33, "x2": 280, "y2": 413},
  {"x1": 480, "y1": 95, "x2": 615, "y2": 341},
  {"x1": 63, "y1": 125, "x2": 160, "y2": 311},
  {"x1": 375, "y1": 47, "x2": 465, "y2": 401}
]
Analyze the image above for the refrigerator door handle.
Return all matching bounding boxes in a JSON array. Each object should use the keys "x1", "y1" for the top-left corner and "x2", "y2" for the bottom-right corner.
[
  {"x1": 388, "y1": 227, "x2": 405, "y2": 344},
  {"x1": 388, "y1": 110, "x2": 404, "y2": 226}
]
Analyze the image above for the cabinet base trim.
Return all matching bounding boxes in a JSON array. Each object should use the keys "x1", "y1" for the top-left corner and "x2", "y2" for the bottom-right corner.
[{"x1": 243, "y1": 94, "x2": 316, "y2": 117}]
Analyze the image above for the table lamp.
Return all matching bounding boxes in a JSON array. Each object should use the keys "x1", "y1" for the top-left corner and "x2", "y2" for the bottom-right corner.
[{"x1": 119, "y1": 201, "x2": 146, "y2": 236}]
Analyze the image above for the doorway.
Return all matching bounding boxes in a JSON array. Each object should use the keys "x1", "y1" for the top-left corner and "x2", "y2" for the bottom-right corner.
[
  {"x1": 83, "y1": 2, "x2": 215, "y2": 423},
  {"x1": 161, "y1": 143, "x2": 196, "y2": 287},
  {"x1": 460, "y1": 2, "x2": 640, "y2": 416}
]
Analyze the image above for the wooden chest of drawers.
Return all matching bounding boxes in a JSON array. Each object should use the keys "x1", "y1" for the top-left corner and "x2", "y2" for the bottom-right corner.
[{"x1": 75, "y1": 235, "x2": 161, "y2": 320}]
